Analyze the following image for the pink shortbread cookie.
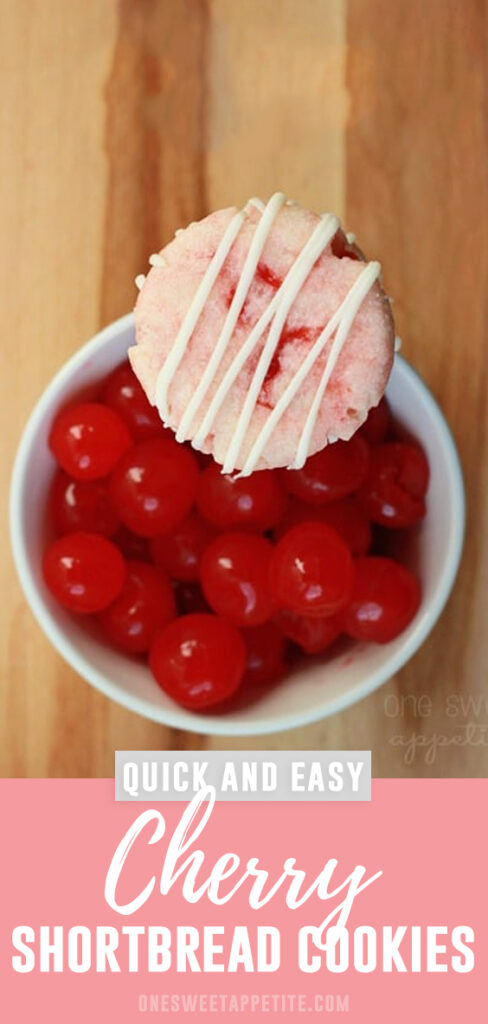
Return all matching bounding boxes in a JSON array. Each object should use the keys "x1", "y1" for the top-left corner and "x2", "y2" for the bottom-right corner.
[{"x1": 130, "y1": 200, "x2": 394, "y2": 472}]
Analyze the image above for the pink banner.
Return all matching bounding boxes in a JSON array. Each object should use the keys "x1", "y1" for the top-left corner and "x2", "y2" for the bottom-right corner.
[{"x1": 0, "y1": 779, "x2": 485, "y2": 1021}]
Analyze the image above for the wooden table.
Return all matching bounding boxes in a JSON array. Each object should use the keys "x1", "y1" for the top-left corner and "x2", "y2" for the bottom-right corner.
[{"x1": 1, "y1": 0, "x2": 487, "y2": 778}]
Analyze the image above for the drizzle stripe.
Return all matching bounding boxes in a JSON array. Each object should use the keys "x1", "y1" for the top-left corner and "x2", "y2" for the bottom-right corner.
[
  {"x1": 222, "y1": 213, "x2": 339, "y2": 473},
  {"x1": 193, "y1": 211, "x2": 338, "y2": 452},
  {"x1": 292, "y1": 261, "x2": 381, "y2": 468},
  {"x1": 239, "y1": 262, "x2": 380, "y2": 476},
  {"x1": 175, "y1": 192, "x2": 286, "y2": 442},
  {"x1": 155, "y1": 208, "x2": 246, "y2": 419}
]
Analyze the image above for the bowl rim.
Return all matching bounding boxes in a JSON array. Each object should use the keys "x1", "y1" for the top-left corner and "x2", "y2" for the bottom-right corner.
[{"x1": 9, "y1": 312, "x2": 466, "y2": 736}]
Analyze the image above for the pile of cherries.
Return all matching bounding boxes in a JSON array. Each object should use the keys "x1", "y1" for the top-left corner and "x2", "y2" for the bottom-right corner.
[{"x1": 43, "y1": 359, "x2": 429, "y2": 712}]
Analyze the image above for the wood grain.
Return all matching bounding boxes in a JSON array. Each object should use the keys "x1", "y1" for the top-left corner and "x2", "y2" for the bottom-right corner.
[{"x1": 1, "y1": 0, "x2": 487, "y2": 777}]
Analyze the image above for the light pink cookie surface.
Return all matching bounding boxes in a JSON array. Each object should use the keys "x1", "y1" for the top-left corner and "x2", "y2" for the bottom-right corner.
[{"x1": 130, "y1": 201, "x2": 394, "y2": 472}]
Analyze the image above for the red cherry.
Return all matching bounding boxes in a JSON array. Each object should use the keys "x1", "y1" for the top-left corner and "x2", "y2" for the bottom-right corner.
[
  {"x1": 150, "y1": 614, "x2": 246, "y2": 709},
  {"x1": 284, "y1": 436, "x2": 369, "y2": 505},
  {"x1": 150, "y1": 512, "x2": 215, "y2": 581},
  {"x1": 99, "y1": 560, "x2": 175, "y2": 653},
  {"x1": 101, "y1": 361, "x2": 165, "y2": 441},
  {"x1": 109, "y1": 438, "x2": 199, "y2": 537},
  {"x1": 197, "y1": 464, "x2": 287, "y2": 531},
  {"x1": 360, "y1": 442, "x2": 429, "y2": 528},
  {"x1": 269, "y1": 522, "x2": 354, "y2": 618},
  {"x1": 275, "y1": 497, "x2": 371, "y2": 556},
  {"x1": 342, "y1": 556, "x2": 421, "y2": 643},
  {"x1": 50, "y1": 471, "x2": 119, "y2": 537},
  {"x1": 243, "y1": 623, "x2": 287, "y2": 686},
  {"x1": 275, "y1": 609, "x2": 342, "y2": 655},
  {"x1": 43, "y1": 532, "x2": 126, "y2": 613},
  {"x1": 49, "y1": 402, "x2": 132, "y2": 480},
  {"x1": 358, "y1": 397, "x2": 391, "y2": 445},
  {"x1": 200, "y1": 532, "x2": 274, "y2": 627}
]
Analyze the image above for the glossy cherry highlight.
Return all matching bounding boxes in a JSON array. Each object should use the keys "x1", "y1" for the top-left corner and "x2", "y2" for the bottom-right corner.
[
  {"x1": 43, "y1": 532, "x2": 126, "y2": 613},
  {"x1": 269, "y1": 522, "x2": 354, "y2": 618},
  {"x1": 342, "y1": 556, "x2": 421, "y2": 643},
  {"x1": 109, "y1": 438, "x2": 199, "y2": 537},
  {"x1": 150, "y1": 614, "x2": 246, "y2": 709},
  {"x1": 49, "y1": 402, "x2": 132, "y2": 480},
  {"x1": 99, "y1": 560, "x2": 175, "y2": 653},
  {"x1": 201, "y1": 532, "x2": 275, "y2": 627}
]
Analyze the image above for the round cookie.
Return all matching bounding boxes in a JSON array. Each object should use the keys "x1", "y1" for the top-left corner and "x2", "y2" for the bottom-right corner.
[{"x1": 130, "y1": 195, "x2": 394, "y2": 474}]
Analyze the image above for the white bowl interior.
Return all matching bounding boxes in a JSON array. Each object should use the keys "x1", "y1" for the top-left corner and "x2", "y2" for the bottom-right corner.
[{"x1": 10, "y1": 314, "x2": 465, "y2": 736}]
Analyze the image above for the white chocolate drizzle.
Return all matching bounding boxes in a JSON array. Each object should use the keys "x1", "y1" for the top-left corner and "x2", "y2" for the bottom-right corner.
[{"x1": 150, "y1": 192, "x2": 382, "y2": 476}]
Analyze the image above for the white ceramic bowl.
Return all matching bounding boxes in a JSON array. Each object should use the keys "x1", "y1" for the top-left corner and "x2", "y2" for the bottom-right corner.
[{"x1": 10, "y1": 313, "x2": 465, "y2": 736}]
